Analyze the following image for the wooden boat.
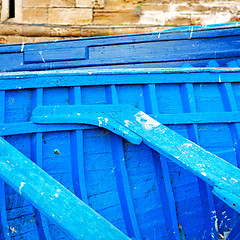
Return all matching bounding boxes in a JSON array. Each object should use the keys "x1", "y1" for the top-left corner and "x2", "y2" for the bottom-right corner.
[
  {"x1": 1, "y1": 68, "x2": 240, "y2": 240},
  {"x1": 1, "y1": 22, "x2": 240, "y2": 72}
]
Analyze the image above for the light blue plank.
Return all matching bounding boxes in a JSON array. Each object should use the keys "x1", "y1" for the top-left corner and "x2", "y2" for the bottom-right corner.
[
  {"x1": 0, "y1": 138, "x2": 130, "y2": 240},
  {"x1": 1, "y1": 68, "x2": 240, "y2": 90}
]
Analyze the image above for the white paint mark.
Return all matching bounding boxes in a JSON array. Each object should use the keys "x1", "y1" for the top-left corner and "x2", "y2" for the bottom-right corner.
[
  {"x1": 54, "y1": 193, "x2": 59, "y2": 198},
  {"x1": 9, "y1": 227, "x2": 17, "y2": 233},
  {"x1": 222, "y1": 177, "x2": 227, "y2": 181},
  {"x1": 230, "y1": 178, "x2": 238, "y2": 182},
  {"x1": 45, "y1": 115, "x2": 48, "y2": 118},
  {"x1": 219, "y1": 75, "x2": 221, "y2": 82},
  {"x1": 215, "y1": 218, "x2": 218, "y2": 232},
  {"x1": 158, "y1": 33, "x2": 161, "y2": 39},
  {"x1": 134, "y1": 111, "x2": 160, "y2": 130},
  {"x1": 77, "y1": 113, "x2": 80, "y2": 116},
  {"x1": 56, "y1": 189, "x2": 61, "y2": 193},
  {"x1": 189, "y1": 26, "x2": 193, "y2": 39},
  {"x1": 124, "y1": 120, "x2": 131, "y2": 128},
  {"x1": 201, "y1": 172, "x2": 207, "y2": 177},
  {"x1": 39, "y1": 51, "x2": 45, "y2": 63},
  {"x1": 19, "y1": 182, "x2": 25, "y2": 194},
  {"x1": 98, "y1": 117, "x2": 103, "y2": 126},
  {"x1": 183, "y1": 143, "x2": 192, "y2": 148},
  {"x1": 41, "y1": 192, "x2": 44, "y2": 195},
  {"x1": 21, "y1": 43, "x2": 25, "y2": 52}
]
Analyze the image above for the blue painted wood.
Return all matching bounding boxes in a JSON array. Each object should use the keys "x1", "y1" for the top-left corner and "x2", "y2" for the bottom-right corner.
[
  {"x1": 106, "y1": 85, "x2": 141, "y2": 239},
  {"x1": 0, "y1": 90, "x2": 10, "y2": 240},
  {"x1": 31, "y1": 88, "x2": 53, "y2": 240},
  {"x1": 0, "y1": 23, "x2": 240, "y2": 72},
  {"x1": 0, "y1": 138, "x2": 130, "y2": 240},
  {"x1": 31, "y1": 104, "x2": 240, "y2": 215},
  {"x1": 180, "y1": 83, "x2": 219, "y2": 239},
  {"x1": 69, "y1": 87, "x2": 89, "y2": 204},
  {"x1": 227, "y1": 219, "x2": 240, "y2": 240},
  {"x1": 143, "y1": 84, "x2": 181, "y2": 240},
  {"x1": 2, "y1": 68, "x2": 240, "y2": 239},
  {"x1": 24, "y1": 47, "x2": 86, "y2": 64},
  {"x1": 1, "y1": 68, "x2": 240, "y2": 91}
]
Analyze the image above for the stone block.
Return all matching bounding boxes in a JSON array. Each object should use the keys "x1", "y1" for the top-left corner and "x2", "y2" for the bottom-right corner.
[
  {"x1": 50, "y1": 27, "x2": 81, "y2": 37},
  {"x1": 0, "y1": 24, "x2": 23, "y2": 35},
  {"x1": 7, "y1": 36, "x2": 25, "y2": 44},
  {"x1": 23, "y1": 8, "x2": 48, "y2": 24},
  {"x1": 52, "y1": 0, "x2": 75, "y2": 8},
  {"x1": 93, "y1": 9, "x2": 140, "y2": 24},
  {"x1": 0, "y1": 36, "x2": 8, "y2": 44},
  {"x1": 22, "y1": 25, "x2": 51, "y2": 37},
  {"x1": 48, "y1": 8, "x2": 92, "y2": 25},
  {"x1": 165, "y1": 15, "x2": 191, "y2": 26},
  {"x1": 23, "y1": 0, "x2": 51, "y2": 7},
  {"x1": 76, "y1": 0, "x2": 93, "y2": 7}
]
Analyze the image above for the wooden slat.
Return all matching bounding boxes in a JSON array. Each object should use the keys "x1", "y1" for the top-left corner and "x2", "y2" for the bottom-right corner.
[
  {"x1": 69, "y1": 86, "x2": 88, "y2": 204},
  {"x1": 0, "y1": 90, "x2": 10, "y2": 240},
  {"x1": 31, "y1": 88, "x2": 52, "y2": 240},
  {"x1": 106, "y1": 85, "x2": 141, "y2": 239},
  {"x1": 31, "y1": 104, "x2": 240, "y2": 214},
  {"x1": 0, "y1": 138, "x2": 129, "y2": 240},
  {"x1": 180, "y1": 83, "x2": 218, "y2": 239},
  {"x1": 1, "y1": 68, "x2": 240, "y2": 90},
  {"x1": 143, "y1": 84, "x2": 181, "y2": 240}
]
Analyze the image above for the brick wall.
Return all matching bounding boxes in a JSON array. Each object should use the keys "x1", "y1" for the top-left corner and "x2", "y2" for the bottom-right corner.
[{"x1": 0, "y1": 0, "x2": 239, "y2": 44}]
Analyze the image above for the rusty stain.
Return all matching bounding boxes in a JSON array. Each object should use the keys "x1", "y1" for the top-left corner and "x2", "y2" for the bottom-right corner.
[{"x1": 54, "y1": 149, "x2": 60, "y2": 155}]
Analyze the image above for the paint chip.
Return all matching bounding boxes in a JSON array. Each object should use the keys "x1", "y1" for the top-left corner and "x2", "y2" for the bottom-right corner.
[{"x1": 19, "y1": 182, "x2": 25, "y2": 194}]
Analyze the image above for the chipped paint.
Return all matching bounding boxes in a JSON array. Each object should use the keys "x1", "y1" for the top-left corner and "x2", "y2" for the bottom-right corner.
[
  {"x1": 39, "y1": 51, "x2": 45, "y2": 63},
  {"x1": 19, "y1": 182, "x2": 25, "y2": 194}
]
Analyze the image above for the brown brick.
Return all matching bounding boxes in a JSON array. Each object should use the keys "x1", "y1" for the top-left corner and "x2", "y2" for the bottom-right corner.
[
  {"x1": 76, "y1": 0, "x2": 93, "y2": 7},
  {"x1": 22, "y1": 25, "x2": 51, "y2": 37},
  {"x1": 48, "y1": 8, "x2": 92, "y2": 25},
  {"x1": 23, "y1": 0, "x2": 51, "y2": 7},
  {"x1": 50, "y1": 27, "x2": 81, "y2": 37},
  {"x1": 23, "y1": 8, "x2": 48, "y2": 24},
  {"x1": 52, "y1": 0, "x2": 75, "y2": 8}
]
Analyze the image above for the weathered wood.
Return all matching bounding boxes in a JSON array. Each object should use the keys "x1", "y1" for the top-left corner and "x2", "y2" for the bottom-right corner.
[
  {"x1": 32, "y1": 104, "x2": 240, "y2": 214},
  {"x1": 0, "y1": 138, "x2": 130, "y2": 240}
]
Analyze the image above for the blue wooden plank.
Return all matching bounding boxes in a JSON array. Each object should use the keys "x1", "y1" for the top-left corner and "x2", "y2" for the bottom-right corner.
[
  {"x1": 180, "y1": 83, "x2": 218, "y2": 239},
  {"x1": 143, "y1": 84, "x2": 181, "y2": 240},
  {"x1": 0, "y1": 138, "x2": 130, "y2": 240},
  {"x1": 69, "y1": 87, "x2": 88, "y2": 204},
  {"x1": 24, "y1": 47, "x2": 86, "y2": 64},
  {"x1": 106, "y1": 84, "x2": 141, "y2": 239},
  {"x1": 0, "y1": 90, "x2": 10, "y2": 240},
  {"x1": 227, "y1": 219, "x2": 240, "y2": 240},
  {"x1": 1, "y1": 68, "x2": 240, "y2": 91},
  {"x1": 0, "y1": 122, "x2": 95, "y2": 137},
  {"x1": 31, "y1": 88, "x2": 52, "y2": 240},
  {"x1": 31, "y1": 104, "x2": 240, "y2": 215}
]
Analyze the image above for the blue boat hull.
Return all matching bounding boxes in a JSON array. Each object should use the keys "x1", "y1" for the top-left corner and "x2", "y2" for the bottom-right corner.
[
  {"x1": 0, "y1": 68, "x2": 240, "y2": 239},
  {"x1": 1, "y1": 23, "x2": 240, "y2": 72}
]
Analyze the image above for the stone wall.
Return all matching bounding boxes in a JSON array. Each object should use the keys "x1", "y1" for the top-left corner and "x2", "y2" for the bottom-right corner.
[{"x1": 0, "y1": 0, "x2": 239, "y2": 44}]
